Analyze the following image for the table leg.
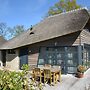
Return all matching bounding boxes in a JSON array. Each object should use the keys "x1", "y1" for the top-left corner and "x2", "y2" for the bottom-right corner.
[{"x1": 59, "y1": 70, "x2": 61, "y2": 82}]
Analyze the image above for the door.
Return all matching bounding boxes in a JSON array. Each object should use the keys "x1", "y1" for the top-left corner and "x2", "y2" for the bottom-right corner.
[
  {"x1": 19, "y1": 47, "x2": 28, "y2": 69},
  {"x1": 1, "y1": 50, "x2": 6, "y2": 66}
]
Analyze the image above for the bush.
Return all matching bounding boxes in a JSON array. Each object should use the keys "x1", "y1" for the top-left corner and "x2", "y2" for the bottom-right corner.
[
  {"x1": 0, "y1": 64, "x2": 29, "y2": 90},
  {"x1": 0, "y1": 70, "x2": 28, "y2": 90},
  {"x1": 0, "y1": 64, "x2": 43, "y2": 90},
  {"x1": 77, "y1": 65, "x2": 86, "y2": 73}
]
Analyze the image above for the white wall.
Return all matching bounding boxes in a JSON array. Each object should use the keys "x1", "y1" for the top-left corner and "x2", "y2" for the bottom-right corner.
[
  {"x1": 6, "y1": 49, "x2": 20, "y2": 70},
  {"x1": 0, "y1": 51, "x2": 3, "y2": 67}
]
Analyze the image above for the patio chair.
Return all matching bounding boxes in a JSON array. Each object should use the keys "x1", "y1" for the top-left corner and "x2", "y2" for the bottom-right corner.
[
  {"x1": 52, "y1": 65, "x2": 61, "y2": 82},
  {"x1": 43, "y1": 69, "x2": 54, "y2": 85},
  {"x1": 33, "y1": 67, "x2": 42, "y2": 83},
  {"x1": 44, "y1": 64, "x2": 51, "y2": 68}
]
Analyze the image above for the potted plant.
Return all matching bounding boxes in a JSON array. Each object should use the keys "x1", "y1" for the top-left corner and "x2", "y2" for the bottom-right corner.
[{"x1": 76, "y1": 65, "x2": 86, "y2": 78}]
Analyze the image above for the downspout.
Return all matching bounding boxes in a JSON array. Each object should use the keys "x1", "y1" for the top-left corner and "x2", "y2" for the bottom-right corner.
[{"x1": 78, "y1": 32, "x2": 83, "y2": 65}]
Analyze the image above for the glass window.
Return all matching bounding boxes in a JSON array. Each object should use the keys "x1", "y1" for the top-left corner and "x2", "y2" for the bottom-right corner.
[
  {"x1": 68, "y1": 53, "x2": 73, "y2": 58},
  {"x1": 57, "y1": 59, "x2": 63, "y2": 65},
  {"x1": 68, "y1": 60, "x2": 73, "y2": 65},
  {"x1": 8, "y1": 50, "x2": 16, "y2": 54},
  {"x1": 38, "y1": 46, "x2": 78, "y2": 74},
  {"x1": 57, "y1": 53, "x2": 61, "y2": 58},
  {"x1": 67, "y1": 67, "x2": 77, "y2": 73},
  {"x1": 38, "y1": 59, "x2": 44, "y2": 65}
]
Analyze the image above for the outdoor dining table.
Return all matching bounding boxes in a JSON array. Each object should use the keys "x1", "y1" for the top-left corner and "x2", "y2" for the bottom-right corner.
[{"x1": 39, "y1": 67, "x2": 61, "y2": 83}]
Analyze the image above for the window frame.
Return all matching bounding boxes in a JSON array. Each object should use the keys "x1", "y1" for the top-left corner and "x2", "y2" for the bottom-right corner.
[{"x1": 7, "y1": 49, "x2": 16, "y2": 54}]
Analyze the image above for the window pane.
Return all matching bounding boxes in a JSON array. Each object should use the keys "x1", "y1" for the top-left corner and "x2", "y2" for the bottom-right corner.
[
  {"x1": 68, "y1": 60, "x2": 73, "y2": 65},
  {"x1": 67, "y1": 67, "x2": 77, "y2": 73},
  {"x1": 38, "y1": 59, "x2": 44, "y2": 64}
]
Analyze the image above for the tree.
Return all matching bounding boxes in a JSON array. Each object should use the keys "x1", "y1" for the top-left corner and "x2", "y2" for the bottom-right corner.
[
  {"x1": 0, "y1": 22, "x2": 8, "y2": 39},
  {"x1": 48, "y1": 0, "x2": 81, "y2": 16},
  {"x1": 9, "y1": 25, "x2": 26, "y2": 38},
  {"x1": 0, "y1": 22, "x2": 26, "y2": 40}
]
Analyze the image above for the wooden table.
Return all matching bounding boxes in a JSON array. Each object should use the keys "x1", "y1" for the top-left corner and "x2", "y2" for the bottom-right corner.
[{"x1": 39, "y1": 67, "x2": 61, "y2": 84}]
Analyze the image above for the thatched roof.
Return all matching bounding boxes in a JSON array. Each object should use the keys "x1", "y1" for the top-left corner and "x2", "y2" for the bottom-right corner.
[
  {"x1": 0, "y1": 36, "x2": 7, "y2": 46},
  {"x1": 0, "y1": 8, "x2": 90, "y2": 49}
]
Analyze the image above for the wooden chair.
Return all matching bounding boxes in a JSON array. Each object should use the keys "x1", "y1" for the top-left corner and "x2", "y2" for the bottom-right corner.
[
  {"x1": 55, "y1": 70, "x2": 61, "y2": 83},
  {"x1": 44, "y1": 64, "x2": 51, "y2": 68},
  {"x1": 43, "y1": 69, "x2": 53, "y2": 85},
  {"x1": 52, "y1": 65, "x2": 61, "y2": 83},
  {"x1": 33, "y1": 68, "x2": 42, "y2": 83}
]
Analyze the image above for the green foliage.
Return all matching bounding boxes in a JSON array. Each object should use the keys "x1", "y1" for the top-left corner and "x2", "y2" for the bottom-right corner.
[
  {"x1": 48, "y1": 0, "x2": 81, "y2": 16},
  {"x1": 77, "y1": 65, "x2": 86, "y2": 73},
  {"x1": 0, "y1": 64, "x2": 29, "y2": 90},
  {"x1": 83, "y1": 61, "x2": 90, "y2": 69},
  {"x1": 9, "y1": 25, "x2": 26, "y2": 37},
  {"x1": 0, "y1": 70, "x2": 26, "y2": 90},
  {"x1": 0, "y1": 64, "x2": 43, "y2": 90},
  {"x1": 0, "y1": 23, "x2": 26, "y2": 40},
  {"x1": 21, "y1": 64, "x2": 29, "y2": 71},
  {"x1": 0, "y1": 22, "x2": 8, "y2": 39},
  {"x1": 21, "y1": 64, "x2": 29, "y2": 76},
  {"x1": 29, "y1": 80, "x2": 43, "y2": 90}
]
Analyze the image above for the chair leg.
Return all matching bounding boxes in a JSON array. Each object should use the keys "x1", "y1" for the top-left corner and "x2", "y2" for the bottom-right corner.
[
  {"x1": 59, "y1": 71, "x2": 61, "y2": 82},
  {"x1": 40, "y1": 76, "x2": 41, "y2": 83},
  {"x1": 44, "y1": 76, "x2": 45, "y2": 84},
  {"x1": 53, "y1": 73, "x2": 56, "y2": 84},
  {"x1": 50, "y1": 78, "x2": 52, "y2": 85}
]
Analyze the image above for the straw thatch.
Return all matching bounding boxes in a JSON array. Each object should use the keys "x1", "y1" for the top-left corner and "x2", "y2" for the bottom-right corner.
[{"x1": 0, "y1": 8, "x2": 90, "y2": 49}]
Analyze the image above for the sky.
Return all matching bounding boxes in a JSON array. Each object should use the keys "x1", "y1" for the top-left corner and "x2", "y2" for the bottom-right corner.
[{"x1": 0, "y1": 0, "x2": 90, "y2": 29}]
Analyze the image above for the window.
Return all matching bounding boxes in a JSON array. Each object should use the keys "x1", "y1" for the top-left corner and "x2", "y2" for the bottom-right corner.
[
  {"x1": 85, "y1": 29, "x2": 90, "y2": 32},
  {"x1": 68, "y1": 60, "x2": 73, "y2": 65},
  {"x1": 67, "y1": 67, "x2": 77, "y2": 73},
  {"x1": 38, "y1": 46, "x2": 78, "y2": 74},
  {"x1": 38, "y1": 59, "x2": 44, "y2": 65},
  {"x1": 68, "y1": 53, "x2": 73, "y2": 58},
  {"x1": 8, "y1": 49, "x2": 16, "y2": 54}
]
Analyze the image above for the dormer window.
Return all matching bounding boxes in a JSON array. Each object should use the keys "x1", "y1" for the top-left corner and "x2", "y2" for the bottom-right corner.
[
  {"x1": 30, "y1": 31, "x2": 34, "y2": 35},
  {"x1": 8, "y1": 49, "x2": 16, "y2": 54},
  {"x1": 29, "y1": 25, "x2": 34, "y2": 35}
]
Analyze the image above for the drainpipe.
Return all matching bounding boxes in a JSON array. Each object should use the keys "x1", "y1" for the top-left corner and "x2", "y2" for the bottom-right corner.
[{"x1": 78, "y1": 33, "x2": 83, "y2": 65}]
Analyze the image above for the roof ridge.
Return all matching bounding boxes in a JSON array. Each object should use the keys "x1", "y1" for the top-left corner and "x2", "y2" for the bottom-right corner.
[
  {"x1": 47, "y1": 7, "x2": 88, "y2": 19},
  {"x1": 27, "y1": 7, "x2": 89, "y2": 34},
  {"x1": 27, "y1": 7, "x2": 88, "y2": 31}
]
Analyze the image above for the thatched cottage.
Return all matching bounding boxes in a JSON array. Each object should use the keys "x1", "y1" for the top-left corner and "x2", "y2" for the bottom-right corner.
[{"x1": 0, "y1": 8, "x2": 90, "y2": 74}]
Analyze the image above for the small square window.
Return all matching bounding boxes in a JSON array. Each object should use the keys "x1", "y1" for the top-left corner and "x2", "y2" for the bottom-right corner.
[
  {"x1": 67, "y1": 67, "x2": 77, "y2": 73},
  {"x1": 8, "y1": 50, "x2": 16, "y2": 54},
  {"x1": 38, "y1": 59, "x2": 44, "y2": 64},
  {"x1": 68, "y1": 60, "x2": 73, "y2": 65},
  {"x1": 68, "y1": 53, "x2": 73, "y2": 58}
]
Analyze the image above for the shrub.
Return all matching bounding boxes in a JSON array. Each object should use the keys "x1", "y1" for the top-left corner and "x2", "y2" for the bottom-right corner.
[
  {"x1": 77, "y1": 65, "x2": 86, "y2": 73},
  {"x1": 0, "y1": 70, "x2": 27, "y2": 90},
  {"x1": 0, "y1": 64, "x2": 43, "y2": 90}
]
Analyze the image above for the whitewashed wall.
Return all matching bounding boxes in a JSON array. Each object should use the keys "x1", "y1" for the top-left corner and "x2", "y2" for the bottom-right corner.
[
  {"x1": 0, "y1": 51, "x2": 3, "y2": 67},
  {"x1": 6, "y1": 49, "x2": 20, "y2": 70}
]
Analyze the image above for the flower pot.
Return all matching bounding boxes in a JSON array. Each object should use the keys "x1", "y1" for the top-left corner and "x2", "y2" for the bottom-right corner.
[{"x1": 77, "y1": 73, "x2": 84, "y2": 78}]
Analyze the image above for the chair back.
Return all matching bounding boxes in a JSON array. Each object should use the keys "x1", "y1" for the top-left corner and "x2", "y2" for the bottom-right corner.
[
  {"x1": 44, "y1": 69, "x2": 51, "y2": 78},
  {"x1": 33, "y1": 68, "x2": 41, "y2": 76},
  {"x1": 44, "y1": 64, "x2": 51, "y2": 68}
]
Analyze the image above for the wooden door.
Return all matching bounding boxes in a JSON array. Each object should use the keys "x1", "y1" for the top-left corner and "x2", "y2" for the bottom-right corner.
[{"x1": 19, "y1": 47, "x2": 28, "y2": 69}]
